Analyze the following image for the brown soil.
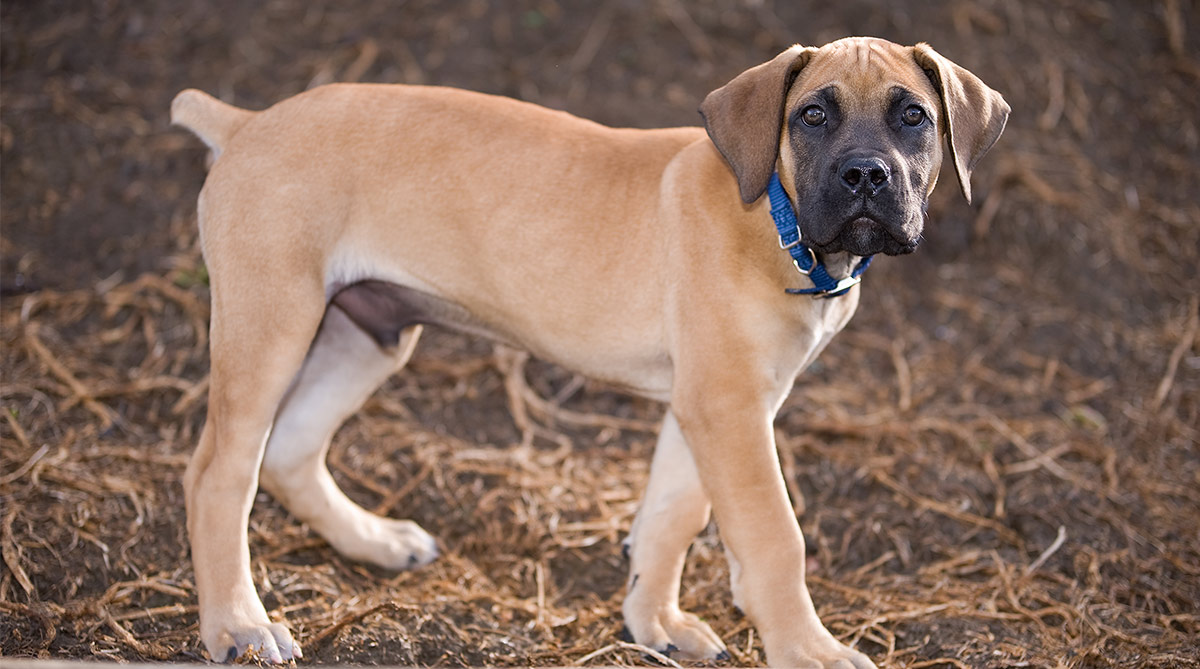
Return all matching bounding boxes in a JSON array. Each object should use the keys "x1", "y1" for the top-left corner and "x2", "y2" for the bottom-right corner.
[{"x1": 2, "y1": 1, "x2": 1198, "y2": 667}]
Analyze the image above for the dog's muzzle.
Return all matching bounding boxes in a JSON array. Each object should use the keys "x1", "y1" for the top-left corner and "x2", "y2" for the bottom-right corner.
[
  {"x1": 836, "y1": 215, "x2": 919, "y2": 256},
  {"x1": 806, "y1": 154, "x2": 923, "y2": 257}
]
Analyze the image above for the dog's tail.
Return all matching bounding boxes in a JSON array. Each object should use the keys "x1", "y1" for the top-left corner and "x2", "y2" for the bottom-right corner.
[{"x1": 170, "y1": 89, "x2": 254, "y2": 160}]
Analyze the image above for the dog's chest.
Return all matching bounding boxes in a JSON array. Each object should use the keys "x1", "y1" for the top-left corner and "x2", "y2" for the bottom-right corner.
[{"x1": 781, "y1": 288, "x2": 861, "y2": 383}]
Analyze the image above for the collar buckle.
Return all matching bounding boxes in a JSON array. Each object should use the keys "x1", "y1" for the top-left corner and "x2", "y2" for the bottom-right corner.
[{"x1": 815, "y1": 274, "x2": 862, "y2": 298}]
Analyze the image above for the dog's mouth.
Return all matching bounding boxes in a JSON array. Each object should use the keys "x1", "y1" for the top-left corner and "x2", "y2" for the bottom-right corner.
[{"x1": 809, "y1": 215, "x2": 919, "y2": 257}]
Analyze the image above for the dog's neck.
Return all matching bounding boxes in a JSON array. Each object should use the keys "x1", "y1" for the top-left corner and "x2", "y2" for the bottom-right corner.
[
  {"x1": 817, "y1": 251, "x2": 861, "y2": 280},
  {"x1": 765, "y1": 172, "x2": 872, "y2": 298}
]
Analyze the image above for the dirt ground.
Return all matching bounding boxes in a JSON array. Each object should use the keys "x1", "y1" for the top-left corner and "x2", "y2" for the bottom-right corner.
[{"x1": 2, "y1": 1, "x2": 1198, "y2": 667}]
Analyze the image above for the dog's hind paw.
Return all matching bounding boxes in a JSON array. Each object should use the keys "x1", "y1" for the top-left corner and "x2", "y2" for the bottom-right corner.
[
  {"x1": 375, "y1": 518, "x2": 439, "y2": 570},
  {"x1": 326, "y1": 516, "x2": 439, "y2": 571}
]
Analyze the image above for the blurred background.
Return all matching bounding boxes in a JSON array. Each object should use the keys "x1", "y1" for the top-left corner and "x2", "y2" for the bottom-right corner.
[{"x1": 2, "y1": 1, "x2": 1197, "y2": 666}]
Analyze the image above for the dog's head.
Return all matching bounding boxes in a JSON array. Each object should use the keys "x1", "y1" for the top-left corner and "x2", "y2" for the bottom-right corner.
[{"x1": 700, "y1": 37, "x2": 1009, "y2": 257}]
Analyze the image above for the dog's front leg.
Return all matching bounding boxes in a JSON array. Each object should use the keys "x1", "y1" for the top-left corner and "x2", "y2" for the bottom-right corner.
[
  {"x1": 622, "y1": 410, "x2": 727, "y2": 661},
  {"x1": 672, "y1": 360, "x2": 875, "y2": 669}
]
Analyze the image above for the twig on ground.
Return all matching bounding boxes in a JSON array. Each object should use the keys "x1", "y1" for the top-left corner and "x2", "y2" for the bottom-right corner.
[
  {"x1": 1, "y1": 508, "x2": 36, "y2": 598},
  {"x1": 873, "y1": 471, "x2": 1022, "y2": 545},
  {"x1": 1150, "y1": 295, "x2": 1198, "y2": 411},
  {"x1": 23, "y1": 322, "x2": 116, "y2": 429},
  {"x1": 0, "y1": 442, "x2": 48, "y2": 486},
  {"x1": 1025, "y1": 525, "x2": 1068, "y2": 576},
  {"x1": 572, "y1": 640, "x2": 684, "y2": 667}
]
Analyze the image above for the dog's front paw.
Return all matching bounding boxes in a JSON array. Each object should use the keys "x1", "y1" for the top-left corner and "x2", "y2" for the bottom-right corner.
[
  {"x1": 203, "y1": 616, "x2": 300, "y2": 664},
  {"x1": 767, "y1": 637, "x2": 875, "y2": 669},
  {"x1": 621, "y1": 603, "x2": 728, "y2": 662}
]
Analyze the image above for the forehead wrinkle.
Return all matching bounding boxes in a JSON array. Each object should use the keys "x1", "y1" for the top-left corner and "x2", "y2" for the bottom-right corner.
[{"x1": 789, "y1": 39, "x2": 935, "y2": 110}]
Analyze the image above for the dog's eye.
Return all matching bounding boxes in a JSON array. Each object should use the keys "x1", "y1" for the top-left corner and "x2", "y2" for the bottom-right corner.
[
  {"x1": 800, "y1": 105, "x2": 826, "y2": 127},
  {"x1": 902, "y1": 105, "x2": 926, "y2": 126}
]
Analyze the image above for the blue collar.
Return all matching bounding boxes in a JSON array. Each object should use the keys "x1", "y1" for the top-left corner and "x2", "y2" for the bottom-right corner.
[{"x1": 766, "y1": 172, "x2": 872, "y2": 298}]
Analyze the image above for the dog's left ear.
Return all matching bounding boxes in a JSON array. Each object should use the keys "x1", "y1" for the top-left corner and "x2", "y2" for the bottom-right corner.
[
  {"x1": 912, "y1": 43, "x2": 1010, "y2": 204},
  {"x1": 700, "y1": 45, "x2": 818, "y2": 203}
]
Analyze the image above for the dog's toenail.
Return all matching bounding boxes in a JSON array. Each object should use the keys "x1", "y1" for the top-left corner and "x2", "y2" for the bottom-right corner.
[
  {"x1": 716, "y1": 649, "x2": 732, "y2": 662},
  {"x1": 408, "y1": 553, "x2": 418, "y2": 567},
  {"x1": 224, "y1": 647, "x2": 238, "y2": 663},
  {"x1": 621, "y1": 542, "x2": 631, "y2": 560},
  {"x1": 618, "y1": 625, "x2": 633, "y2": 643},
  {"x1": 663, "y1": 643, "x2": 679, "y2": 655}
]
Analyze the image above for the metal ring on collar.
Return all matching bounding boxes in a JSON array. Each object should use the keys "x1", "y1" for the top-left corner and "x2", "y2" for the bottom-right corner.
[{"x1": 791, "y1": 246, "x2": 817, "y2": 275}]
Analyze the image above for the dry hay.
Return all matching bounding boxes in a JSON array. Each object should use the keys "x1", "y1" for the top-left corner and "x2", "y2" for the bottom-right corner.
[
  {"x1": 3, "y1": 223, "x2": 1197, "y2": 667},
  {"x1": 2, "y1": 1, "x2": 1199, "y2": 667}
]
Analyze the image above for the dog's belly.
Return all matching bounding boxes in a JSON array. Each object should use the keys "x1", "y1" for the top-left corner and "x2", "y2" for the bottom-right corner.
[
  {"x1": 332, "y1": 279, "x2": 505, "y2": 347},
  {"x1": 331, "y1": 279, "x2": 674, "y2": 400}
]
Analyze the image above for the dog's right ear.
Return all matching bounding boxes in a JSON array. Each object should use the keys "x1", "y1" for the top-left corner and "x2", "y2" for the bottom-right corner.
[
  {"x1": 700, "y1": 45, "x2": 818, "y2": 203},
  {"x1": 911, "y1": 44, "x2": 1010, "y2": 205}
]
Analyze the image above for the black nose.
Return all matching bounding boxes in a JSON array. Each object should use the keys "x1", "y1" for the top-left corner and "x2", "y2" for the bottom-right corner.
[{"x1": 840, "y1": 156, "x2": 891, "y2": 197}]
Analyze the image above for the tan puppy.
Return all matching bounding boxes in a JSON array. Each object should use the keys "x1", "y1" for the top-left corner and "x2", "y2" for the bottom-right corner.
[{"x1": 173, "y1": 37, "x2": 1007, "y2": 668}]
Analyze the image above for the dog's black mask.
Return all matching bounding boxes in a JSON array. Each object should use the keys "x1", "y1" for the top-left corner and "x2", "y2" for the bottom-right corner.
[{"x1": 785, "y1": 85, "x2": 937, "y2": 257}]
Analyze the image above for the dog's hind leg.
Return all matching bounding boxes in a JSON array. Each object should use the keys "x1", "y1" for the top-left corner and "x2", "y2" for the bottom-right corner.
[
  {"x1": 258, "y1": 305, "x2": 437, "y2": 571},
  {"x1": 185, "y1": 266, "x2": 327, "y2": 663},
  {"x1": 621, "y1": 411, "x2": 728, "y2": 661}
]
